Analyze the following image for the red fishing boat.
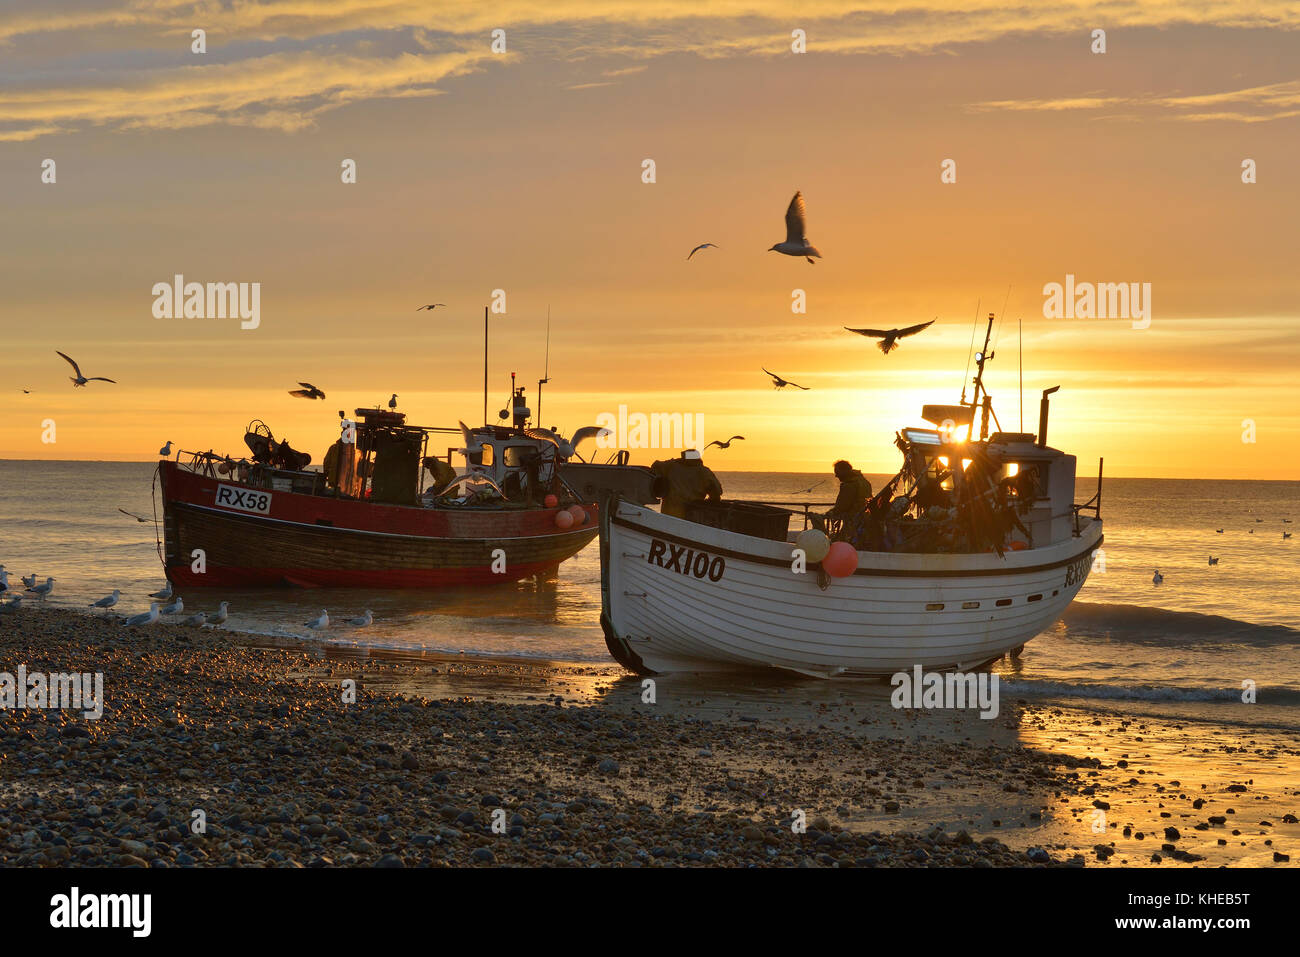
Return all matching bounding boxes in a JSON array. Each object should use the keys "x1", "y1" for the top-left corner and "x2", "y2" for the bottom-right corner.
[{"x1": 156, "y1": 388, "x2": 655, "y2": 589}]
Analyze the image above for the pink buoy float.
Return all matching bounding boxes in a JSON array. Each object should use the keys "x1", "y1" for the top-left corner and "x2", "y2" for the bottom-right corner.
[{"x1": 822, "y1": 541, "x2": 859, "y2": 577}]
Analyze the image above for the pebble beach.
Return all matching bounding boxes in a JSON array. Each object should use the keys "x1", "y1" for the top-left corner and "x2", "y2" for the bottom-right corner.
[{"x1": 1, "y1": 607, "x2": 1295, "y2": 868}]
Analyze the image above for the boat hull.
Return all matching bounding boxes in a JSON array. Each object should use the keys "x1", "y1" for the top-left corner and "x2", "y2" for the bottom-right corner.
[
  {"x1": 159, "y1": 462, "x2": 597, "y2": 588},
  {"x1": 600, "y1": 497, "x2": 1103, "y2": 677}
]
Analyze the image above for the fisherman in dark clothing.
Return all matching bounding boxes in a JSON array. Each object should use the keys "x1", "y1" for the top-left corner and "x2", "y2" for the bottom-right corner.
[
  {"x1": 822, "y1": 460, "x2": 873, "y2": 544},
  {"x1": 651, "y1": 449, "x2": 723, "y2": 519}
]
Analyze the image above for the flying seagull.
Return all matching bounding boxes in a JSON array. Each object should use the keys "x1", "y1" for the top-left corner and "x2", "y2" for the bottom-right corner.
[
  {"x1": 417, "y1": 303, "x2": 446, "y2": 311},
  {"x1": 158, "y1": 440, "x2": 173, "y2": 456},
  {"x1": 348, "y1": 610, "x2": 374, "y2": 627},
  {"x1": 705, "y1": 436, "x2": 745, "y2": 450},
  {"x1": 687, "y1": 242, "x2": 718, "y2": 260},
  {"x1": 1285, "y1": 532, "x2": 1293, "y2": 540},
  {"x1": 388, "y1": 393, "x2": 398, "y2": 409},
  {"x1": 122, "y1": 603, "x2": 160, "y2": 628},
  {"x1": 306, "y1": 609, "x2": 329, "y2": 630},
  {"x1": 57, "y1": 351, "x2": 116, "y2": 387},
  {"x1": 768, "y1": 191, "x2": 821, "y2": 264},
  {"x1": 762, "y1": 368, "x2": 809, "y2": 391},
  {"x1": 119, "y1": 508, "x2": 149, "y2": 523},
  {"x1": 845, "y1": 318, "x2": 937, "y2": 354},
  {"x1": 89, "y1": 589, "x2": 121, "y2": 612},
  {"x1": 457, "y1": 421, "x2": 485, "y2": 457},
  {"x1": 289, "y1": 382, "x2": 326, "y2": 400}
]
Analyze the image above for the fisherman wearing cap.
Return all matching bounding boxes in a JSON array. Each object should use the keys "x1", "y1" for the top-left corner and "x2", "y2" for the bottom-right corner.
[{"x1": 651, "y1": 449, "x2": 723, "y2": 519}]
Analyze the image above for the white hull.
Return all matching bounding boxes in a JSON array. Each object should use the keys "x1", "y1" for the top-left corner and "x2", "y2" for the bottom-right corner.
[{"x1": 600, "y1": 499, "x2": 1103, "y2": 678}]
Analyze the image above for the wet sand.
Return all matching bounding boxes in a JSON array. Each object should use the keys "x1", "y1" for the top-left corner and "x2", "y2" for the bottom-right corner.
[{"x1": 1, "y1": 607, "x2": 1295, "y2": 867}]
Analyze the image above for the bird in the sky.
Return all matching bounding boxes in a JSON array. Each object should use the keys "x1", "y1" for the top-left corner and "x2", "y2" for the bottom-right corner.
[
  {"x1": 457, "y1": 421, "x2": 485, "y2": 457},
  {"x1": 209, "y1": 601, "x2": 229, "y2": 626},
  {"x1": 705, "y1": 436, "x2": 745, "y2": 450},
  {"x1": 687, "y1": 242, "x2": 718, "y2": 260},
  {"x1": 27, "y1": 577, "x2": 55, "y2": 600},
  {"x1": 1215, "y1": 528, "x2": 1224, "y2": 533},
  {"x1": 289, "y1": 382, "x2": 326, "y2": 400},
  {"x1": 149, "y1": 582, "x2": 173, "y2": 600},
  {"x1": 417, "y1": 303, "x2": 446, "y2": 311},
  {"x1": 158, "y1": 440, "x2": 173, "y2": 457},
  {"x1": 89, "y1": 589, "x2": 121, "y2": 612},
  {"x1": 122, "y1": 603, "x2": 160, "y2": 628},
  {"x1": 1285, "y1": 531, "x2": 1293, "y2": 540},
  {"x1": 1208, "y1": 556, "x2": 1219, "y2": 565},
  {"x1": 348, "y1": 610, "x2": 374, "y2": 627},
  {"x1": 388, "y1": 394, "x2": 398, "y2": 409},
  {"x1": 762, "y1": 368, "x2": 809, "y2": 390},
  {"x1": 21, "y1": 389, "x2": 31, "y2": 394},
  {"x1": 306, "y1": 609, "x2": 329, "y2": 630},
  {"x1": 768, "y1": 191, "x2": 821, "y2": 264},
  {"x1": 118, "y1": 508, "x2": 149, "y2": 523},
  {"x1": 57, "y1": 351, "x2": 116, "y2": 387},
  {"x1": 844, "y1": 318, "x2": 937, "y2": 354}
]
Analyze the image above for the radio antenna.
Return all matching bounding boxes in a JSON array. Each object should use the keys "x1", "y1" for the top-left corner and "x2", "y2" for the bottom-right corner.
[
  {"x1": 538, "y1": 305, "x2": 551, "y2": 426},
  {"x1": 961, "y1": 299, "x2": 980, "y2": 404}
]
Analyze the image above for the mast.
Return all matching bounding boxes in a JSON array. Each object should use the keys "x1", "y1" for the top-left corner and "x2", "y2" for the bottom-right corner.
[
  {"x1": 538, "y1": 305, "x2": 551, "y2": 426},
  {"x1": 967, "y1": 312, "x2": 996, "y2": 440},
  {"x1": 483, "y1": 305, "x2": 489, "y2": 427}
]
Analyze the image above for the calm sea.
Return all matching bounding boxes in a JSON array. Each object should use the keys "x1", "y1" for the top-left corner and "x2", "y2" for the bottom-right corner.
[{"x1": 2, "y1": 461, "x2": 1297, "y2": 725}]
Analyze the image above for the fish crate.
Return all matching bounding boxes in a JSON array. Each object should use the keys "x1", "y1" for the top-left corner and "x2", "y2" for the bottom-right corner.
[
  {"x1": 262, "y1": 468, "x2": 325, "y2": 495},
  {"x1": 684, "y1": 500, "x2": 792, "y2": 542}
]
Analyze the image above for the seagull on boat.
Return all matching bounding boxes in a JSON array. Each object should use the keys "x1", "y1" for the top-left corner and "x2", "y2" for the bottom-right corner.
[
  {"x1": 160, "y1": 597, "x2": 183, "y2": 616},
  {"x1": 845, "y1": 319, "x2": 937, "y2": 355},
  {"x1": 122, "y1": 604, "x2": 159, "y2": 628},
  {"x1": 687, "y1": 242, "x2": 718, "y2": 260},
  {"x1": 89, "y1": 589, "x2": 121, "y2": 611},
  {"x1": 388, "y1": 394, "x2": 398, "y2": 409},
  {"x1": 118, "y1": 508, "x2": 149, "y2": 523},
  {"x1": 348, "y1": 610, "x2": 374, "y2": 627},
  {"x1": 149, "y1": 582, "x2": 173, "y2": 600},
  {"x1": 289, "y1": 382, "x2": 326, "y2": 400},
  {"x1": 209, "y1": 601, "x2": 229, "y2": 626},
  {"x1": 768, "y1": 192, "x2": 821, "y2": 264},
  {"x1": 27, "y1": 577, "x2": 55, "y2": 600},
  {"x1": 704, "y1": 436, "x2": 745, "y2": 450},
  {"x1": 562, "y1": 426, "x2": 613, "y2": 458},
  {"x1": 56, "y1": 351, "x2": 116, "y2": 387},
  {"x1": 158, "y1": 440, "x2": 173, "y2": 457},
  {"x1": 417, "y1": 303, "x2": 446, "y2": 311},
  {"x1": 762, "y1": 368, "x2": 809, "y2": 390},
  {"x1": 306, "y1": 610, "x2": 329, "y2": 630},
  {"x1": 1152, "y1": 569, "x2": 1164, "y2": 585},
  {"x1": 1208, "y1": 556, "x2": 1219, "y2": 565},
  {"x1": 180, "y1": 611, "x2": 208, "y2": 627}
]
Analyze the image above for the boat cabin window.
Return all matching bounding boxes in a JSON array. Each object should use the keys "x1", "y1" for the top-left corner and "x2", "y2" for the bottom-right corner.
[
  {"x1": 478, "y1": 443, "x2": 494, "y2": 467},
  {"x1": 503, "y1": 445, "x2": 537, "y2": 468}
]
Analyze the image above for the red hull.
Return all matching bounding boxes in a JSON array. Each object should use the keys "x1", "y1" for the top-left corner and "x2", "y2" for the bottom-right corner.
[{"x1": 158, "y1": 461, "x2": 598, "y2": 588}]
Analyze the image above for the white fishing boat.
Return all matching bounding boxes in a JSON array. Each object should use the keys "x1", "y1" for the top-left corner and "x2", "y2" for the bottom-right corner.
[{"x1": 598, "y1": 315, "x2": 1104, "y2": 677}]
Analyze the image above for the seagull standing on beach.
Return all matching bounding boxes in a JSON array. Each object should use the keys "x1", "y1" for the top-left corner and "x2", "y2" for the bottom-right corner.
[
  {"x1": 687, "y1": 242, "x2": 718, "y2": 260},
  {"x1": 160, "y1": 597, "x2": 183, "y2": 616},
  {"x1": 0, "y1": 567, "x2": 8, "y2": 593},
  {"x1": 348, "y1": 610, "x2": 374, "y2": 627},
  {"x1": 122, "y1": 604, "x2": 160, "y2": 628},
  {"x1": 209, "y1": 601, "x2": 229, "y2": 626},
  {"x1": 704, "y1": 436, "x2": 745, "y2": 450},
  {"x1": 180, "y1": 611, "x2": 208, "y2": 627},
  {"x1": 768, "y1": 192, "x2": 821, "y2": 264},
  {"x1": 149, "y1": 582, "x2": 173, "y2": 600},
  {"x1": 306, "y1": 610, "x2": 329, "y2": 630},
  {"x1": 27, "y1": 577, "x2": 54, "y2": 600},
  {"x1": 158, "y1": 440, "x2": 173, "y2": 457},
  {"x1": 89, "y1": 590, "x2": 121, "y2": 612},
  {"x1": 845, "y1": 319, "x2": 937, "y2": 355},
  {"x1": 1152, "y1": 569, "x2": 1164, "y2": 585},
  {"x1": 289, "y1": 382, "x2": 326, "y2": 400},
  {"x1": 56, "y1": 351, "x2": 116, "y2": 387},
  {"x1": 762, "y1": 368, "x2": 809, "y2": 390},
  {"x1": 21, "y1": 573, "x2": 38, "y2": 589}
]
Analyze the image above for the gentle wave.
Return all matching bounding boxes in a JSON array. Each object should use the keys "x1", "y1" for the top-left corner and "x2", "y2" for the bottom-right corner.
[
  {"x1": 1061, "y1": 601, "x2": 1300, "y2": 647},
  {"x1": 999, "y1": 677, "x2": 1300, "y2": 706}
]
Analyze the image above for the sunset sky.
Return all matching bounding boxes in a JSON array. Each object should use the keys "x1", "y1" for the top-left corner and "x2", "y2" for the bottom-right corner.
[{"x1": 1, "y1": 1, "x2": 1297, "y2": 478}]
